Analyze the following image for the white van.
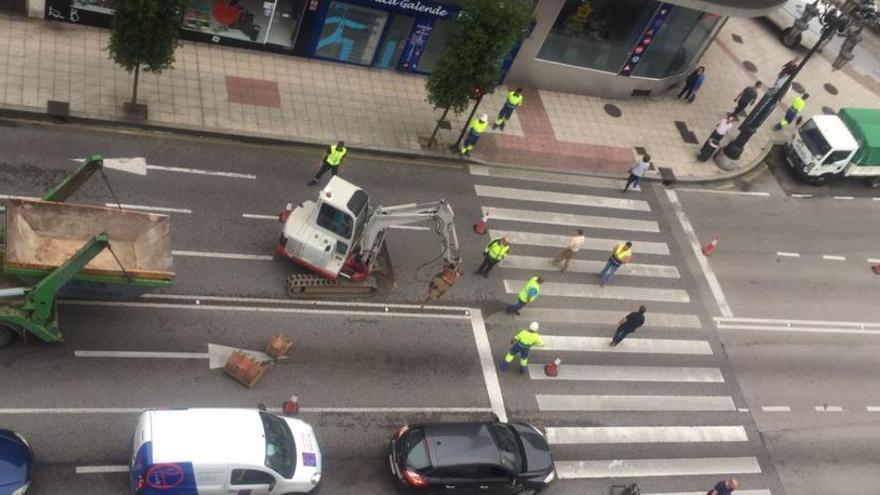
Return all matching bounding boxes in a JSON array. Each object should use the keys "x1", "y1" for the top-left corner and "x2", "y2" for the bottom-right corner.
[
  {"x1": 765, "y1": 0, "x2": 830, "y2": 47},
  {"x1": 129, "y1": 408, "x2": 321, "y2": 495}
]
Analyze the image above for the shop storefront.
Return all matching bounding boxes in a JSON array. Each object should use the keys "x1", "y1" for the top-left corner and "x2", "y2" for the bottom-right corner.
[{"x1": 306, "y1": 0, "x2": 460, "y2": 73}]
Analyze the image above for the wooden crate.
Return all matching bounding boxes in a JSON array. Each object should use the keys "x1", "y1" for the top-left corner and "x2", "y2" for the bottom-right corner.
[{"x1": 224, "y1": 350, "x2": 265, "y2": 387}]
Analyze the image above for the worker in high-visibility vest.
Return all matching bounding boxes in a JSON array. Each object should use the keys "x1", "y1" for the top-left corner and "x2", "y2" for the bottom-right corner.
[
  {"x1": 475, "y1": 237, "x2": 510, "y2": 277},
  {"x1": 774, "y1": 93, "x2": 809, "y2": 130},
  {"x1": 308, "y1": 140, "x2": 348, "y2": 186},
  {"x1": 460, "y1": 114, "x2": 489, "y2": 157},
  {"x1": 505, "y1": 276, "x2": 544, "y2": 315},
  {"x1": 492, "y1": 88, "x2": 524, "y2": 131},
  {"x1": 598, "y1": 241, "x2": 633, "y2": 287},
  {"x1": 500, "y1": 321, "x2": 544, "y2": 374}
]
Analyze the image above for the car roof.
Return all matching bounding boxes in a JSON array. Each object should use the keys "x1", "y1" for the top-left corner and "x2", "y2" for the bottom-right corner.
[
  {"x1": 147, "y1": 409, "x2": 266, "y2": 465},
  {"x1": 423, "y1": 422, "x2": 504, "y2": 468}
]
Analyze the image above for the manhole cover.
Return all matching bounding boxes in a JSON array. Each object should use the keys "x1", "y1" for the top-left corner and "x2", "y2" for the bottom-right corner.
[
  {"x1": 822, "y1": 106, "x2": 836, "y2": 115},
  {"x1": 742, "y1": 61, "x2": 758, "y2": 73},
  {"x1": 824, "y1": 83, "x2": 838, "y2": 95},
  {"x1": 790, "y1": 82, "x2": 806, "y2": 94},
  {"x1": 731, "y1": 33, "x2": 744, "y2": 44},
  {"x1": 603, "y1": 104, "x2": 622, "y2": 118}
]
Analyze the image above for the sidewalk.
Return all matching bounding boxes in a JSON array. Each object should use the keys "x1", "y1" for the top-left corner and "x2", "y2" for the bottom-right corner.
[{"x1": 0, "y1": 13, "x2": 877, "y2": 180}]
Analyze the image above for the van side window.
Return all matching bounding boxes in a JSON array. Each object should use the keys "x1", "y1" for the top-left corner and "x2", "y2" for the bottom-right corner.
[
  {"x1": 230, "y1": 469, "x2": 274, "y2": 485},
  {"x1": 823, "y1": 150, "x2": 851, "y2": 164}
]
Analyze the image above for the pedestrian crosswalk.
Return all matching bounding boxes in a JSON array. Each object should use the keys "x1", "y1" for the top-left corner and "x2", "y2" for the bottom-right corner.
[{"x1": 468, "y1": 164, "x2": 776, "y2": 494}]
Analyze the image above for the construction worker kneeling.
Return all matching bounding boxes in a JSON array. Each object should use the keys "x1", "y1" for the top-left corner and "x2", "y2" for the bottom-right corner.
[{"x1": 500, "y1": 321, "x2": 544, "y2": 374}]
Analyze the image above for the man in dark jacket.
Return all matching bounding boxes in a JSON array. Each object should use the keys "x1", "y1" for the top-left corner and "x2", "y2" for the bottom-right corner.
[
  {"x1": 610, "y1": 306, "x2": 646, "y2": 346},
  {"x1": 732, "y1": 81, "x2": 762, "y2": 117}
]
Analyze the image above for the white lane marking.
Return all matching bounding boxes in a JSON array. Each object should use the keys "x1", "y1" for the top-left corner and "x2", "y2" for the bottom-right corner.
[
  {"x1": 469, "y1": 164, "x2": 626, "y2": 190},
  {"x1": 470, "y1": 309, "x2": 506, "y2": 423},
  {"x1": 643, "y1": 491, "x2": 771, "y2": 495},
  {"x1": 0, "y1": 406, "x2": 491, "y2": 415},
  {"x1": 140, "y1": 293, "x2": 472, "y2": 312},
  {"x1": 482, "y1": 206, "x2": 660, "y2": 233},
  {"x1": 666, "y1": 190, "x2": 733, "y2": 317},
  {"x1": 105, "y1": 203, "x2": 191, "y2": 214},
  {"x1": 519, "y1": 308, "x2": 701, "y2": 328},
  {"x1": 761, "y1": 406, "x2": 791, "y2": 412},
  {"x1": 833, "y1": 196, "x2": 855, "y2": 200},
  {"x1": 0, "y1": 194, "x2": 39, "y2": 200},
  {"x1": 242, "y1": 213, "x2": 277, "y2": 220},
  {"x1": 815, "y1": 405, "x2": 843, "y2": 412},
  {"x1": 475, "y1": 184, "x2": 651, "y2": 212},
  {"x1": 536, "y1": 395, "x2": 736, "y2": 412},
  {"x1": 717, "y1": 316, "x2": 880, "y2": 328},
  {"x1": 738, "y1": 407, "x2": 750, "y2": 413},
  {"x1": 719, "y1": 324, "x2": 880, "y2": 336},
  {"x1": 528, "y1": 364, "x2": 724, "y2": 383},
  {"x1": 65, "y1": 300, "x2": 471, "y2": 321},
  {"x1": 776, "y1": 251, "x2": 800, "y2": 257},
  {"x1": 868, "y1": 258, "x2": 880, "y2": 264},
  {"x1": 145, "y1": 164, "x2": 256, "y2": 179},
  {"x1": 555, "y1": 456, "x2": 761, "y2": 479},
  {"x1": 822, "y1": 255, "x2": 846, "y2": 261},
  {"x1": 791, "y1": 193, "x2": 812, "y2": 198},
  {"x1": 501, "y1": 255, "x2": 680, "y2": 279},
  {"x1": 76, "y1": 350, "x2": 208, "y2": 359},
  {"x1": 874, "y1": 197, "x2": 880, "y2": 201},
  {"x1": 540, "y1": 335, "x2": 713, "y2": 355},
  {"x1": 544, "y1": 426, "x2": 748, "y2": 444},
  {"x1": 504, "y1": 279, "x2": 690, "y2": 303},
  {"x1": 716, "y1": 316, "x2": 880, "y2": 335},
  {"x1": 0, "y1": 408, "x2": 145, "y2": 414},
  {"x1": 76, "y1": 465, "x2": 128, "y2": 474},
  {"x1": 172, "y1": 250, "x2": 274, "y2": 261},
  {"x1": 867, "y1": 406, "x2": 880, "y2": 412},
  {"x1": 489, "y1": 229, "x2": 670, "y2": 255},
  {"x1": 676, "y1": 188, "x2": 770, "y2": 197}
]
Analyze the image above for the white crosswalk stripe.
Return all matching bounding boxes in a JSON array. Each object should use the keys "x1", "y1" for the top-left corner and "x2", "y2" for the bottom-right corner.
[
  {"x1": 536, "y1": 394, "x2": 737, "y2": 412},
  {"x1": 483, "y1": 206, "x2": 660, "y2": 233},
  {"x1": 555, "y1": 456, "x2": 762, "y2": 479},
  {"x1": 501, "y1": 254, "x2": 680, "y2": 278},
  {"x1": 539, "y1": 335, "x2": 713, "y2": 355},
  {"x1": 504, "y1": 279, "x2": 691, "y2": 303},
  {"x1": 528, "y1": 364, "x2": 724, "y2": 382},
  {"x1": 518, "y1": 307, "x2": 702, "y2": 328},
  {"x1": 489, "y1": 229, "x2": 671, "y2": 255},
  {"x1": 470, "y1": 164, "x2": 628, "y2": 190},
  {"x1": 544, "y1": 426, "x2": 748, "y2": 444},
  {"x1": 475, "y1": 184, "x2": 651, "y2": 212},
  {"x1": 644, "y1": 491, "x2": 771, "y2": 495}
]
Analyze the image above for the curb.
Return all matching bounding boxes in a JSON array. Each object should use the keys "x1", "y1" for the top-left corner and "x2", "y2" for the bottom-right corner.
[{"x1": 0, "y1": 103, "x2": 769, "y2": 184}]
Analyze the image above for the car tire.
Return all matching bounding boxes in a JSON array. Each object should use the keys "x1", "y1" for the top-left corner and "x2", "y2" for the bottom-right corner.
[
  {"x1": 868, "y1": 177, "x2": 880, "y2": 189},
  {"x1": 781, "y1": 27, "x2": 802, "y2": 48},
  {"x1": 0, "y1": 324, "x2": 19, "y2": 348},
  {"x1": 810, "y1": 174, "x2": 831, "y2": 186},
  {"x1": 520, "y1": 489, "x2": 539, "y2": 495}
]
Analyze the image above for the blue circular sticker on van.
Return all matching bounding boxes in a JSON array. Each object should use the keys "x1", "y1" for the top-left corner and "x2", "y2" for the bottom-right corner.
[{"x1": 146, "y1": 463, "x2": 185, "y2": 489}]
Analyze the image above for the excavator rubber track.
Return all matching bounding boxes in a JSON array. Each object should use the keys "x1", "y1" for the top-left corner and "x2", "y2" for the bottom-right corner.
[{"x1": 285, "y1": 273, "x2": 379, "y2": 297}]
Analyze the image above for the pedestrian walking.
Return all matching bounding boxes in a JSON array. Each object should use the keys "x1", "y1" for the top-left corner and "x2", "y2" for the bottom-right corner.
[
  {"x1": 771, "y1": 58, "x2": 799, "y2": 93},
  {"x1": 551, "y1": 229, "x2": 585, "y2": 273},
  {"x1": 709, "y1": 113, "x2": 736, "y2": 142},
  {"x1": 623, "y1": 154, "x2": 651, "y2": 193},
  {"x1": 731, "y1": 81, "x2": 762, "y2": 117},
  {"x1": 492, "y1": 88, "x2": 524, "y2": 131},
  {"x1": 475, "y1": 237, "x2": 510, "y2": 277},
  {"x1": 774, "y1": 93, "x2": 809, "y2": 130},
  {"x1": 460, "y1": 114, "x2": 489, "y2": 157},
  {"x1": 676, "y1": 66, "x2": 705, "y2": 102},
  {"x1": 505, "y1": 276, "x2": 544, "y2": 315},
  {"x1": 500, "y1": 321, "x2": 544, "y2": 374},
  {"x1": 707, "y1": 478, "x2": 739, "y2": 495},
  {"x1": 598, "y1": 241, "x2": 632, "y2": 287},
  {"x1": 307, "y1": 140, "x2": 347, "y2": 186},
  {"x1": 610, "y1": 305, "x2": 646, "y2": 346}
]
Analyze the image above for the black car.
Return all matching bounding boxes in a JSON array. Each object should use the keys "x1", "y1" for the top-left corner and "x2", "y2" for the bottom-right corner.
[
  {"x1": 388, "y1": 421, "x2": 555, "y2": 494},
  {"x1": 0, "y1": 429, "x2": 33, "y2": 495}
]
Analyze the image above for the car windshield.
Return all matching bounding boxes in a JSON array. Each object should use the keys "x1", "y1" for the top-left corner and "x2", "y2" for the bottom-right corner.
[
  {"x1": 401, "y1": 429, "x2": 431, "y2": 472},
  {"x1": 316, "y1": 203, "x2": 354, "y2": 239},
  {"x1": 799, "y1": 120, "x2": 832, "y2": 157},
  {"x1": 260, "y1": 412, "x2": 296, "y2": 478},
  {"x1": 489, "y1": 423, "x2": 523, "y2": 474}
]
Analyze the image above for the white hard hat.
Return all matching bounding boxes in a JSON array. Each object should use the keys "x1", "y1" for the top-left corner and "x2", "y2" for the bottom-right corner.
[
  {"x1": 479, "y1": 113, "x2": 489, "y2": 121},
  {"x1": 529, "y1": 321, "x2": 539, "y2": 331}
]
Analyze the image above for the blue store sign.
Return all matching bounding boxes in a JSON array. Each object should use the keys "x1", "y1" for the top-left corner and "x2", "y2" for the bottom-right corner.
[{"x1": 366, "y1": 0, "x2": 453, "y2": 18}]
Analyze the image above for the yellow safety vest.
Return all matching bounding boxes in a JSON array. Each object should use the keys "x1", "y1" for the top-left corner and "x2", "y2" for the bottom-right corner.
[
  {"x1": 506, "y1": 91, "x2": 523, "y2": 108},
  {"x1": 791, "y1": 96, "x2": 806, "y2": 113},
  {"x1": 513, "y1": 329, "x2": 543, "y2": 347},
  {"x1": 517, "y1": 276, "x2": 540, "y2": 303},
  {"x1": 469, "y1": 118, "x2": 488, "y2": 135},
  {"x1": 612, "y1": 243, "x2": 632, "y2": 264},
  {"x1": 485, "y1": 239, "x2": 510, "y2": 262},
  {"x1": 326, "y1": 145, "x2": 347, "y2": 167}
]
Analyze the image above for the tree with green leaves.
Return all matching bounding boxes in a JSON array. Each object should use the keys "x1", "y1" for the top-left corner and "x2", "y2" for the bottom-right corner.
[
  {"x1": 425, "y1": 0, "x2": 533, "y2": 147},
  {"x1": 108, "y1": 0, "x2": 182, "y2": 110}
]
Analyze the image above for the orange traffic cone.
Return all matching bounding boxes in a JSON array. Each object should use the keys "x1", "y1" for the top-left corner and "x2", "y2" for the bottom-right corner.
[
  {"x1": 872, "y1": 264, "x2": 880, "y2": 274},
  {"x1": 543, "y1": 357, "x2": 562, "y2": 377},
  {"x1": 702, "y1": 237, "x2": 719, "y2": 256},
  {"x1": 282, "y1": 393, "x2": 299, "y2": 415},
  {"x1": 473, "y1": 212, "x2": 490, "y2": 235}
]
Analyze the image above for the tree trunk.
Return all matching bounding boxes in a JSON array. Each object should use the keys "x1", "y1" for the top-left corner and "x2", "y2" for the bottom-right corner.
[
  {"x1": 131, "y1": 64, "x2": 140, "y2": 105},
  {"x1": 428, "y1": 106, "x2": 450, "y2": 148}
]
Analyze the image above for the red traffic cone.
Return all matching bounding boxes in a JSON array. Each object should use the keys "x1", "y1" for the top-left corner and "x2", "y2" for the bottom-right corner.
[
  {"x1": 872, "y1": 264, "x2": 880, "y2": 275},
  {"x1": 282, "y1": 394, "x2": 299, "y2": 415},
  {"x1": 473, "y1": 212, "x2": 490, "y2": 235},
  {"x1": 543, "y1": 357, "x2": 562, "y2": 377},
  {"x1": 702, "y1": 237, "x2": 719, "y2": 256}
]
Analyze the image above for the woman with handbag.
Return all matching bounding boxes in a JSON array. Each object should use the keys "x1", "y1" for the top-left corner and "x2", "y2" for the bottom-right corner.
[{"x1": 677, "y1": 66, "x2": 706, "y2": 102}]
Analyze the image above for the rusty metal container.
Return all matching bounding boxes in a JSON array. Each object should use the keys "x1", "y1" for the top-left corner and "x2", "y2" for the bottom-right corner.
[
  {"x1": 224, "y1": 350, "x2": 265, "y2": 387},
  {"x1": 266, "y1": 335, "x2": 293, "y2": 360}
]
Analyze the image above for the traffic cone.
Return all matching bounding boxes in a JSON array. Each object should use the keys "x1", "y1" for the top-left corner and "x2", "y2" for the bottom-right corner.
[
  {"x1": 702, "y1": 237, "x2": 719, "y2": 256},
  {"x1": 473, "y1": 212, "x2": 490, "y2": 235},
  {"x1": 872, "y1": 264, "x2": 880, "y2": 275},
  {"x1": 282, "y1": 393, "x2": 299, "y2": 415},
  {"x1": 543, "y1": 357, "x2": 562, "y2": 377}
]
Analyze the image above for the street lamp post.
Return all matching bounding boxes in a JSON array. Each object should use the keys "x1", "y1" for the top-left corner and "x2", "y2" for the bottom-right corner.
[{"x1": 717, "y1": 6, "x2": 871, "y2": 168}]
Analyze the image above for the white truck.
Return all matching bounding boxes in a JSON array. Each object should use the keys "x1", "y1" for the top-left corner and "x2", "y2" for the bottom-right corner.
[{"x1": 785, "y1": 107, "x2": 880, "y2": 186}]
